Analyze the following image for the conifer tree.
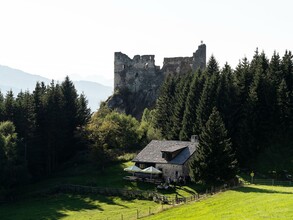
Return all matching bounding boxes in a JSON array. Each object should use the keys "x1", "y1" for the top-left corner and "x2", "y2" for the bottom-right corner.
[
  {"x1": 196, "y1": 73, "x2": 219, "y2": 134},
  {"x1": 154, "y1": 76, "x2": 177, "y2": 138},
  {"x1": 196, "y1": 56, "x2": 220, "y2": 134},
  {"x1": 216, "y1": 63, "x2": 237, "y2": 134},
  {"x1": 170, "y1": 73, "x2": 192, "y2": 140},
  {"x1": 190, "y1": 108, "x2": 237, "y2": 184},
  {"x1": 180, "y1": 70, "x2": 205, "y2": 140},
  {"x1": 277, "y1": 79, "x2": 293, "y2": 136},
  {"x1": 61, "y1": 76, "x2": 79, "y2": 159},
  {"x1": 77, "y1": 93, "x2": 91, "y2": 127},
  {"x1": 269, "y1": 51, "x2": 283, "y2": 85},
  {"x1": 3, "y1": 90, "x2": 15, "y2": 122}
]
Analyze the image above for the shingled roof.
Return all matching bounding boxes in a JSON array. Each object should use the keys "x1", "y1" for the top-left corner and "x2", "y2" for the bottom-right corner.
[{"x1": 132, "y1": 140, "x2": 197, "y2": 165}]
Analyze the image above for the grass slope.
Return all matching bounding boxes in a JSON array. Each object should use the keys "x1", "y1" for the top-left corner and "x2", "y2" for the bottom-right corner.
[
  {"x1": 3, "y1": 159, "x2": 292, "y2": 220},
  {"x1": 145, "y1": 185, "x2": 293, "y2": 220},
  {"x1": 0, "y1": 160, "x2": 196, "y2": 220},
  {"x1": 0, "y1": 194, "x2": 165, "y2": 220}
]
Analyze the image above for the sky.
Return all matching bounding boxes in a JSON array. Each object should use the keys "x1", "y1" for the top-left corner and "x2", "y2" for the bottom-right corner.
[{"x1": 0, "y1": 0, "x2": 292, "y2": 86}]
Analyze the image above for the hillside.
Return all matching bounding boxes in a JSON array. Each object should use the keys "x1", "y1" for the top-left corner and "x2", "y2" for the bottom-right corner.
[
  {"x1": 145, "y1": 184, "x2": 293, "y2": 220},
  {"x1": 1, "y1": 158, "x2": 292, "y2": 220},
  {"x1": 0, "y1": 65, "x2": 113, "y2": 111}
]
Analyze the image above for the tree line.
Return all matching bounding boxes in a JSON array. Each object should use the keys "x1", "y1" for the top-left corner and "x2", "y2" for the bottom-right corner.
[
  {"x1": 0, "y1": 77, "x2": 91, "y2": 198},
  {"x1": 152, "y1": 49, "x2": 293, "y2": 173},
  {"x1": 1, "y1": 49, "x2": 292, "y2": 196}
]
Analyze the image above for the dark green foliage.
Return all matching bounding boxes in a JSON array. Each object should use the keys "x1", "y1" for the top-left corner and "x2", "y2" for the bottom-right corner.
[
  {"x1": 153, "y1": 49, "x2": 293, "y2": 174},
  {"x1": 139, "y1": 108, "x2": 162, "y2": 143},
  {"x1": 190, "y1": 108, "x2": 237, "y2": 184},
  {"x1": 154, "y1": 76, "x2": 177, "y2": 138},
  {"x1": 169, "y1": 73, "x2": 192, "y2": 140},
  {"x1": 3, "y1": 90, "x2": 15, "y2": 121},
  {"x1": 87, "y1": 106, "x2": 143, "y2": 167},
  {"x1": 180, "y1": 70, "x2": 205, "y2": 140},
  {"x1": 0, "y1": 121, "x2": 29, "y2": 197},
  {"x1": 196, "y1": 73, "x2": 219, "y2": 134},
  {"x1": 77, "y1": 93, "x2": 92, "y2": 127},
  {"x1": 0, "y1": 77, "x2": 91, "y2": 187}
]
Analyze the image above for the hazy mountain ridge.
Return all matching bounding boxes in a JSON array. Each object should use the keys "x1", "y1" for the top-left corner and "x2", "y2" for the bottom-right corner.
[{"x1": 0, "y1": 65, "x2": 113, "y2": 111}]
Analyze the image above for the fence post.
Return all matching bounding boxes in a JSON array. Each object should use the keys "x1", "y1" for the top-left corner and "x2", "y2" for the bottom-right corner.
[
  {"x1": 149, "y1": 207, "x2": 151, "y2": 215},
  {"x1": 137, "y1": 209, "x2": 139, "y2": 219},
  {"x1": 272, "y1": 179, "x2": 274, "y2": 186},
  {"x1": 121, "y1": 214, "x2": 123, "y2": 220}
]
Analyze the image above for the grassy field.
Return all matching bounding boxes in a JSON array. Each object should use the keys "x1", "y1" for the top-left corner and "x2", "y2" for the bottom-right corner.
[
  {"x1": 145, "y1": 184, "x2": 293, "y2": 220},
  {"x1": 0, "y1": 160, "x2": 197, "y2": 220},
  {"x1": 2, "y1": 159, "x2": 292, "y2": 220},
  {"x1": 0, "y1": 194, "x2": 167, "y2": 220}
]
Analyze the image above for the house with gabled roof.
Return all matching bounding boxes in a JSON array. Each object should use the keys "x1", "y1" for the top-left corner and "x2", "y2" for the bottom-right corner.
[{"x1": 132, "y1": 136, "x2": 199, "y2": 181}]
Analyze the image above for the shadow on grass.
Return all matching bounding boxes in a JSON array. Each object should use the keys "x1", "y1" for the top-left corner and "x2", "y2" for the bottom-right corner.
[
  {"x1": 0, "y1": 194, "x2": 103, "y2": 220},
  {"x1": 232, "y1": 186, "x2": 293, "y2": 194},
  {"x1": 4, "y1": 192, "x2": 135, "y2": 220}
]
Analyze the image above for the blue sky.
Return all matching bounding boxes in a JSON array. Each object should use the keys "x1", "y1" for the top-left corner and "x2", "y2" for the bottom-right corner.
[{"x1": 0, "y1": 0, "x2": 292, "y2": 85}]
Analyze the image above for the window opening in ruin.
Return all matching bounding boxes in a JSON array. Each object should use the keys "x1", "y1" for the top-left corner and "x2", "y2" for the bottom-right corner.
[{"x1": 135, "y1": 73, "x2": 138, "y2": 78}]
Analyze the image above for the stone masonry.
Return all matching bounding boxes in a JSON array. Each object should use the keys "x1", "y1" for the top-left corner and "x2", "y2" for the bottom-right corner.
[{"x1": 107, "y1": 43, "x2": 206, "y2": 118}]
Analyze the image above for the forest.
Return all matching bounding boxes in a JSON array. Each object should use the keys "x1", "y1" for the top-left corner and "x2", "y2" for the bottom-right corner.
[
  {"x1": 0, "y1": 77, "x2": 91, "y2": 198},
  {"x1": 0, "y1": 49, "x2": 293, "y2": 199},
  {"x1": 152, "y1": 49, "x2": 293, "y2": 173}
]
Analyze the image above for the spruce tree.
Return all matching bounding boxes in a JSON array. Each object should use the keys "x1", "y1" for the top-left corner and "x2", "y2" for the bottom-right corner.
[
  {"x1": 3, "y1": 90, "x2": 15, "y2": 122},
  {"x1": 180, "y1": 70, "x2": 205, "y2": 140},
  {"x1": 154, "y1": 76, "x2": 177, "y2": 138},
  {"x1": 190, "y1": 107, "x2": 237, "y2": 184},
  {"x1": 77, "y1": 93, "x2": 91, "y2": 127},
  {"x1": 216, "y1": 63, "x2": 237, "y2": 135},
  {"x1": 196, "y1": 73, "x2": 219, "y2": 134},
  {"x1": 170, "y1": 73, "x2": 192, "y2": 140}
]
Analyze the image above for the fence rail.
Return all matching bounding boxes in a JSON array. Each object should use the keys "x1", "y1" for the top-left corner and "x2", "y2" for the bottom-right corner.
[
  {"x1": 55, "y1": 184, "x2": 164, "y2": 202},
  {"x1": 53, "y1": 183, "x2": 242, "y2": 219},
  {"x1": 252, "y1": 179, "x2": 292, "y2": 186}
]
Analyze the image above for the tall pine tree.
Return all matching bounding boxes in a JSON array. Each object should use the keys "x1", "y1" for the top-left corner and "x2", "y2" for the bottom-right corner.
[{"x1": 190, "y1": 108, "x2": 237, "y2": 184}]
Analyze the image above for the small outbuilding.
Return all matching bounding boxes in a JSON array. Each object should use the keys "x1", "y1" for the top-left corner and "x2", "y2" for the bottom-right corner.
[{"x1": 132, "y1": 136, "x2": 198, "y2": 182}]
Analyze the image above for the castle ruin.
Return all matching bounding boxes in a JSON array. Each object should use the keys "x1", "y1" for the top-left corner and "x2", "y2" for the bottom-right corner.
[{"x1": 107, "y1": 43, "x2": 206, "y2": 118}]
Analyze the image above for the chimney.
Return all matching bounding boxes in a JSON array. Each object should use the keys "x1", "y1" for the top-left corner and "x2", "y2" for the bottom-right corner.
[{"x1": 191, "y1": 135, "x2": 198, "y2": 143}]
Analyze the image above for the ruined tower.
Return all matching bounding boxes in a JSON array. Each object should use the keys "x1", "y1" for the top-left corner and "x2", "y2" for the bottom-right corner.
[
  {"x1": 193, "y1": 43, "x2": 206, "y2": 70},
  {"x1": 108, "y1": 43, "x2": 207, "y2": 118},
  {"x1": 114, "y1": 52, "x2": 162, "y2": 93}
]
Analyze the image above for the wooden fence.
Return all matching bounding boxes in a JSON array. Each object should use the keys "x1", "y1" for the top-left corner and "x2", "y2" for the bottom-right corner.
[
  {"x1": 55, "y1": 184, "x2": 166, "y2": 202},
  {"x1": 54, "y1": 183, "x2": 242, "y2": 219},
  {"x1": 252, "y1": 179, "x2": 292, "y2": 186},
  {"x1": 105, "y1": 184, "x2": 242, "y2": 220}
]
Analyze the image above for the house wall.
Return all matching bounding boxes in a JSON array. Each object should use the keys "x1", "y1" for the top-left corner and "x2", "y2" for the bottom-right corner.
[{"x1": 155, "y1": 163, "x2": 190, "y2": 181}]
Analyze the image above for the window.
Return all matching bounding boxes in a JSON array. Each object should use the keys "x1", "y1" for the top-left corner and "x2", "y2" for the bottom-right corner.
[{"x1": 139, "y1": 163, "x2": 146, "y2": 169}]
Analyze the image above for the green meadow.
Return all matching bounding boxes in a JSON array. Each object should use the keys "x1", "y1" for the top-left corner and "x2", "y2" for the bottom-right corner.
[
  {"x1": 1, "y1": 159, "x2": 293, "y2": 220},
  {"x1": 145, "y1": 185, "x2": 293, "y2": 220}
]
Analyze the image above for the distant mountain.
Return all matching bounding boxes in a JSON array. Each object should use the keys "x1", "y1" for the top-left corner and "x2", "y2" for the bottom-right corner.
[
  {"x1": 74, "y1": 80, "x2": 113, "y2": 111},
  {"x1": 0, "y1": 65, "x2": 113, "y2": 111}
]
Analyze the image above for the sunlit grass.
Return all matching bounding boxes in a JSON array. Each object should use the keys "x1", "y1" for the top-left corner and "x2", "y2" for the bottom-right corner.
[
  {"x1": 145, "y1": 185, "x2": 293, "y2": 220},
  {"x1": 0, "y1": 194, "x2": 168, "y2": 220},
  {"x1": 0, "y1": 160, "x2": 198, "y2": 220}
]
